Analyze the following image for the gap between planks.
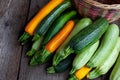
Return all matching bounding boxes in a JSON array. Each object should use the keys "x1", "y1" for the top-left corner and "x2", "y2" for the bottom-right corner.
[{"x1": 16, "y1": 0, "x2": 32, "y2": 80}]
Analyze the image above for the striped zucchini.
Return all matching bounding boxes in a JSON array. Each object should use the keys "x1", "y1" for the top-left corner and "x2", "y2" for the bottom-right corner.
[
  {"x1": 87, "y1": 37, "x2": 120, "y2": 79},
  {"x1": 87, "y1": 24, "x2": 119, "y2": 68},
  {"x1": 53, "y1": 18, "x2": 92, "y2": 66},
  {"x1": 69, "y1": 18, "x2": 108, "y2": 51},
  {"x1": 70, "y1": 40, "x2": 99, "y2": 74}
]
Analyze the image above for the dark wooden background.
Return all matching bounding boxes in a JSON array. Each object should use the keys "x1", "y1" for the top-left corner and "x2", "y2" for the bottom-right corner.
[{"x1": 0, "y1": 0, "x2": 119, "y2": 80}]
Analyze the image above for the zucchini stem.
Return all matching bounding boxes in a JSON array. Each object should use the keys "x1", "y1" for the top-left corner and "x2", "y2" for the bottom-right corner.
[
  {"x1": 30, "y1": 50, "x2": 43, "y2": 66},
  {"x1": 70, "y1": 67, "x2": 76, "y2": 74},
  {"x1": 18, "y1": 32, "x2": 30, "y2": 45},
  {"x1": 26, "y1": 36, "x2": 43, "y2": 56},
  {"x1": 53, "y1": 46, "x2": 74, "y2": 66},
  {"x1": 26, "y1": 48, "x2": 36, "y2": 56},
  {"x1": 40, "y1": 48, "x2": 51, "y2": 62},
  {"x1": 32, "y1": 34, "x2": 41, "y2": 41},
  {"x1": 47, "y1": 66, "x2": 55, "y2": 73}
]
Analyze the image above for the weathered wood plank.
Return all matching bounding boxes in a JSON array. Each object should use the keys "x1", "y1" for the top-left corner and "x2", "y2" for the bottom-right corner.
[
  {"x1": 0, "y1": 0, "x2": 11, "y2": 17},
  {"x1": 0, "y1": 0, "x2": 30, "y2": 80},
  {"x1": 18, "y1": 0, "x2": 120, "y2": 80}
]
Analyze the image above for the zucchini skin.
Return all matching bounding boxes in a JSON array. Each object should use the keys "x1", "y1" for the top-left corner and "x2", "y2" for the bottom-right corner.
[
  {"x1": 53, "y1": 18, "x2": 92, "y2": 66},
  {"x1": 69, "y1": 17, "x2": 109, "y2": 51},
  {"x1": 87, "y1": 37, "x2": 120, "y2": 79},
  {"x1": 42, "y1": 10, "x2": 77, "y2": 45},
  {"x1": 33, "y1": 0, "x2": 72, "y2": 40},
  {"x1": 70, "y1": 40, "x2": 99, "y2": 74},
  {"x1": 110, "y1": 51, "x2": 120, "y2": 80},
  {"x1": 87, "y1": 24, "x2": 119, "y2": 68},
  {"x1": 47, "y1": 54, "x2": 75, "y2": 73}
]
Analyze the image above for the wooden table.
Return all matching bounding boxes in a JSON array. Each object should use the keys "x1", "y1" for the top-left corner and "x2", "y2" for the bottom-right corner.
[{"x1": 0, "y1": 0, "x2": 119, "y2": 80}]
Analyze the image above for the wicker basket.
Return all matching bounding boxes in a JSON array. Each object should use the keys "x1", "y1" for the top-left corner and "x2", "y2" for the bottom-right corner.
[{"x1": 73, "y1": 0, "x2": 120, "y2": 22}]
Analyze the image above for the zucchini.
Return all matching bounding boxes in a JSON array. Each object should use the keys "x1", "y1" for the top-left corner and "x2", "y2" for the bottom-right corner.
[
  {"x1": 87, "y1": 37, "x2": 120, "y2": 79},
  {"x1": 87, "y1": 24, "x2": 119, "y2": 68},
  {"x1": 42, "y1": 10, "x2": 77, "y2": 45},
  {"x1": 69, "y1": 18, "x2": 108, "y2": 51},
  {"x1": 70, "y1": 40, "x2": 99, "y2": 74},
  {"x1": 26, "y1": 0, "x2": 72, "y2": 56},
  {"x1": 53, "y1": 18, "x2": 92, "y2": 66},
  {"x1": 47, "y1": 54, "x2": 75, "y2": 73},
  {"x1": 53, "y1": 17, "x2": 109, "y2": 66},
  {"x1": 110, "y1": 51, "x2": 120, "y2": 80},
  {"x1": 33, "y1": 0, "x2": 72, "y2": 41}
]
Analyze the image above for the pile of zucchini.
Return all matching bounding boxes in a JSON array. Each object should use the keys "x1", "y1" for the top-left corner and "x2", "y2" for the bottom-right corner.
[{"x1": 18, "y1": 0, "x2": 120, "y2": 80}]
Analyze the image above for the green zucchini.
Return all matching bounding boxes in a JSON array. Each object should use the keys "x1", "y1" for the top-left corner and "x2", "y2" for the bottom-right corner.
[
  {"x1": 26, "y1": 1, "x2": 72, "y2": 56},
  {"x1": 53, "y1": 17, "x2": 109, "y2": 67},
  {"x1": 69, "y1": 18, "x2": 108, "y2": 51},
  {"x1": 110, "y1": 52, "x2": 120, "y2": 80},
  {"x1": 47, "y1": 54, "x2": 75, "y2": 73},
  {"x1": 87, "y1": 37, "x2": 120, "y2": 79},
  {"x1": 53, "y1": 18, "x2": 92, "y2": 66},
  {"x1": 87, "y1": 24, "x2": 119, "y2": 68},
  {"x1": 42, "y1": 10, "x2": 77, "y2": 45},
  {"x1": 33, "y1": 0, "x2": 72, "y2": 41},
  {"x1": 70, "y1": 40, "x2": 99, "y2": 74}
]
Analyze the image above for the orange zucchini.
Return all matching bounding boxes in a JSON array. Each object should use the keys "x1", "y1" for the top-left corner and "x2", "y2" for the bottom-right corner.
[
  {"x1": 45, "y1": 20, "x2": 75, "y2": 53},
  {"x1": 69, "y1": 66, "x2": 92, "y2": 80}
]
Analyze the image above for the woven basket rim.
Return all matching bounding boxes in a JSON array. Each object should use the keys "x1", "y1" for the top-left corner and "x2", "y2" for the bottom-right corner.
[{"x1": 85, "y1": 0, "x2": 120, "y2": 10}]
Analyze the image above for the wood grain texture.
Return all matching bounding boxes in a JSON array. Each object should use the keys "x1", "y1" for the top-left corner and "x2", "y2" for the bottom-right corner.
[
  {"x1": 0, "y1": 0, "x2": 12, "y2": 17},
  {"x1": 0, "y1": 0, "x2": 29, "y2": 80}
]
